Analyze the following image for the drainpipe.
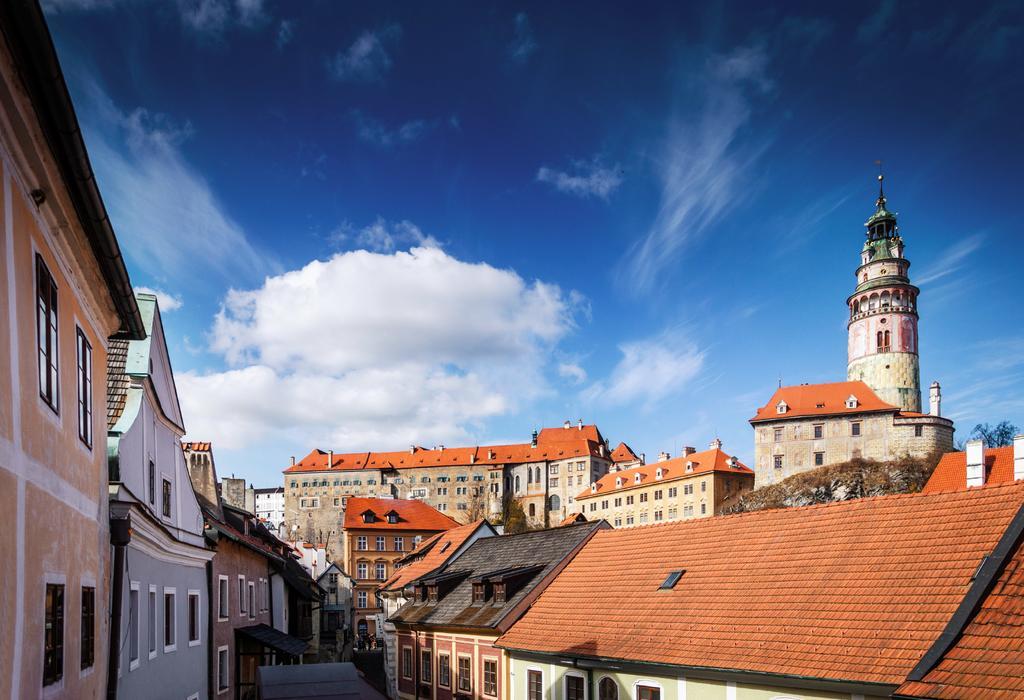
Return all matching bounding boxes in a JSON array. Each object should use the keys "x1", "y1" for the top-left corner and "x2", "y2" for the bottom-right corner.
[
  {"x1": 413, "y1": 628, "x2": 420, "y2": 700},
  {"x1": 106, "y1": 502, "x2": 132, "y2": 700},
  {"x1": 205, "y1": 559, "x2": 214, "y2": 699}
]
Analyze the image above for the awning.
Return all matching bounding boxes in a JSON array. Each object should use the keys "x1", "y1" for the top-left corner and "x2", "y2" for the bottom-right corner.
[{"x1": 236, "y1": 624, "x2": 308, "y2": 657}]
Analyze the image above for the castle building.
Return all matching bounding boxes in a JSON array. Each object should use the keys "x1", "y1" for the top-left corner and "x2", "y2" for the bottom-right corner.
[{"x1": 751, "y1": 176, "x2": 954, "y2": 486}]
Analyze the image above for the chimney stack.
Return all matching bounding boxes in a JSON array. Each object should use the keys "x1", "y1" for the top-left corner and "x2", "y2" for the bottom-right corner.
[
  {"x1": 709, "y1": 438, "x2": 723, "y2": 450},
  {"x1": 658, "y1": 451, "x2": 670, "y2": 462},
  {"x1": 681, "y1": 446, "x2": 696, "y2": 456},
  {"x1": 640, "y1": 452, "x2": 646, "y2": 465},
  {"x1": 290, "y1": 456, "x2": 295, "y2": 466},
  {"x1": 577, "y1": 419, "x2": 583, "y2": 430},
  {"x1": 410, "y1": 445, "x2": 415, "y2": 454},
  {"x1": 327, "y1": 450, "x2": 334, "y2": 468},
  {"x1": 531, "y1": 430, "x2": 538, "y2": 448},
  {"x1": 564, "y1": 420, "x2": 571, "y2": 430},
  {"x1": 929, "y1": 381, "x2": 942, "y2": 417},
  {"x1": 1015, "y1": 434, "x2": 1024, "y2": 482},
  {"x1": 966, "y1": 439, "x2": 985, "y2": 488}
]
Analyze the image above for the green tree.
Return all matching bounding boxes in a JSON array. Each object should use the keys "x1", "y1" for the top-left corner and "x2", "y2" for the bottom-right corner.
[{"x1": 502, "y1": 497, "x2": 529, "y2": 534}]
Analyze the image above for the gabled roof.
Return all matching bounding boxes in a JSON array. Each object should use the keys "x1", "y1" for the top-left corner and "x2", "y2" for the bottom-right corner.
[
  {"x1": 343, "y1": 498, "x2": 459, "y2": 532},
  {"x1": 380, "y1": 520, "x2": 495, "y2": 593},
  {"x1": 922, "y1": 445, "x2": 1019, "y2": 494},
  {"x1": 609, "y1": 441, "x2": 640, "y2": 463},
  {"x1": 390, "y1": 521, "x2": 606, "y2": 632},
  {"x1": 558, "y1": 513, "x2": 587, "y2": 526},
  {"x1": 578, "y1": 447, "x2": 752, "y2": 500},
  {"x1": 896, "y1": 521, "x2": 1024, "y2": 699},
  {"x1": 750, "y1": 380, "x2": 898, "y2": 423},
  {"x1": 496, "y1": 482, "x2": 1024, "y2": 687}
]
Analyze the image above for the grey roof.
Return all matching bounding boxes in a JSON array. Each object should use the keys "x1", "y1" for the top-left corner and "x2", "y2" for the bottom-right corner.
[
  {"x1": 390, "y1": 521, "x2": 604, "y2": 631},
  {"x1": 257, "y1": 662, "x2": 386, "y2": 699},
  {"x1": 106, "y1": 339, "x2": 130, "y2": 429},
  {"x1": 237, "y1": 623, "x2": 307, "y2": 657}
]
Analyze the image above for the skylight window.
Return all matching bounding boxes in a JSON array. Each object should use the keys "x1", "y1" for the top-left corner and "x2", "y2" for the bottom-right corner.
[
  {"x1": 659, "y1": 569, "x2": 685, "y2": 590},
  {"x1": 439, "y1": 542, "x2": 451, "y2": 554}
]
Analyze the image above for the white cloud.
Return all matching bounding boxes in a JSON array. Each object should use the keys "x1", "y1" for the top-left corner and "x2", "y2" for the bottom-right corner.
[
  {"x1": 330, "y1": 218, "x2": 439, "y2": 253},
  {"x1": 536, "y1": 158, "x2": 623, "y2": 199},
  {"x1": 508, "y1": 13, "x2": 538, "y2": 64},
  {"x1": 328, "y1": 27, "x2": 401, "y2": 82},
  {"x1": 180, "y1": 242, "x2": 580, "y2": 450},
  {"x1": 354, "y1": 113, "x2": 430, "y2": 147},
  {"x1": 79, "y1": 80, "x2": 271, "y2": 286},
  {"x1": 583, "y1": 333, "x2": 704, "y2": 408},
  {"x1": 915, "y1": 233, "x2": 984, "y2": 285},
  {"x1": 134, "y1": 286, "x2": 184, "y2": 312},
  {"x1": 620, "y1": 44, "x2": 773, "y2": 295},
  {"x1": 558, "y1": 362, "x2": 588, "y2": 385},
  {"x1": 46, "y1": 0, "x2": 271, "y2": 35},
  {"x1": 276, "y1": 19, "x2": 295, "y2": 48}
]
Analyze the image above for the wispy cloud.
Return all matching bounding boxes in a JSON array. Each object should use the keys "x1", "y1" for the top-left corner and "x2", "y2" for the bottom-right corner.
[
  {"x1": 508, "y1": 13, "x2": 538, "y2": 64},
  {"x1": 45, "y1": 0, "x2": 270, "y2": 35},
  {"x1": 328, "y1": 26, "x2": 401, "y2": 82},
  {"x1": 353, "y1": 112, "x2": 431, "y2": 147},
  {"x1": 329, "y1": 218, "x2": 439, "y2": 254},
  {"x1": 857, "y1": 0, "x2": 897, "y2": 43},
  {"x1": 275, "y1": 19, "x2": 295, "y2": 49},
  {"x1": 582, "y1": 331, "x2": 704, "y2": 409},
  {"x1": 558, "y1": 362, "x2": 588, "y2": 385},
  {"x1": 771, "y1": 186, "x2": 855, "y2": 257},
  {"x1": 915, "y1": 233, "x2": 984, "y2": 285},
  {"x1": 620, "y1": 44, "x2": 773, "y2": 295},
  {"x1": 134, "y1": 286, "x2": 184, "y2": 312},
  {"x1": 536, "y1": 157, "x2": 623, "y2": 200}
]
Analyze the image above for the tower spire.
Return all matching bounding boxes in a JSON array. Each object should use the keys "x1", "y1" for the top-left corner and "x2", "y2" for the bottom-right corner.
[{"x1": 874, "y1": 160, "x2": 886, "y2": 210}]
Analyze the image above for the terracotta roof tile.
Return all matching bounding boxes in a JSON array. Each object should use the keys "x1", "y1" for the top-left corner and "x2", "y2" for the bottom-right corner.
[
  {"x1": 380, "y1": 520, "x2": 491, "y2": 592},
  {"x1": 497, "y1": 482, "x2": 1024, "y2": 686},
  {"x1": 106, "y1": 339, "x2": 130, "y2": 429},
  {"x1": 750, "y1": 380, "x2": 897, "y2": 423},
  {"x1": 896, "y1": 534, "x2": 1024, "y2": 698},
  {"x1": 558, "y1": 513, "x2": 587, "y2": 526},
  {"x1": 343, "y1": 497, "x2": 460, "y2": 532},
  {"x1": 609, "y1": 442, "x2": 640, "y2": 463},
  {"x1": 577, "y1": 447, "x2": 752, "y2": 500},
  {"x1": 922, "y1": 446, "x2": 1019, "y2": 494}
]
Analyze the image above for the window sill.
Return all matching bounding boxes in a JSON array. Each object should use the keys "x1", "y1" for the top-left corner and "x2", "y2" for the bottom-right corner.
[
  {"x1": 189, "y1": 639, "x2": 201, "y2": 648},
  {"x1": 148, "y1": 650, "x2": 158, "y2": 661},
  {"x1": 164, "y1": 645, "x2": 176, "y2": 654},
  {"x1": 129, "y1": 658, "x2": 140, "y2": 671}
]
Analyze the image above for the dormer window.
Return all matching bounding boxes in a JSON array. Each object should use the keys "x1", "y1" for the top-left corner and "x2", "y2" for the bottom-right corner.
[
  {"x1": 845, "y1": 395, "x2": 858, "y2": 409},
  {"x1": 634, "y1": 473, "x2": 642, "y2": 484},
  {"x1": 615, "y1": 477, "x2": 623, "y2": 488},
  {"x1": 685, "y1": 461, "x2": 693, "y2": 473},
  {"x1": 427, "y1": 585, "x2": 438, "y2": 603},
  {"x1": 472, "y1": 583, "x2": 487, "y2": 604},
  {"x1": 590, "y1": 483, "x2": 598, "y2": 494},
  {"x1": 655, "y1": 468, "x2": 663, "y2": 480},
  {"x1": 417, "y1": 585, "x2": 428, "y2": 603},
  {"x1": 776, "y1": 400, "x2": 788, "y2": 414},
  {"x1": 494, "y1": 583, "x2": 506, "y2": 605},
  {"x1": 386, "y1": 510, "x2": 399, "y2": 524},
  {"x1": 362, "y1": 511, "x2": 376, "y2": 524}
]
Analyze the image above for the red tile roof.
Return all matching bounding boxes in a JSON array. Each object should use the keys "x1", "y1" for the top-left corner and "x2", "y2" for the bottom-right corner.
[
  {"x1": 577, "y1": 448, "x2": 752, "y2": 500},
  {"x1": 343, "y1": 497, "x2": 460, "y2": 532},
  {"x1": 896, "y1": 532, "x2": 1024, "y2": 699},
  {"x1": 497, "y1": 482, "x2": 1024, "y2": 686},
  {"x1": 284, "y1": 425, "x2": 609, "y2": 474},
  {"x1": 750, "y1": 380, "x2": 898, "y2": 423},
  {"x1": 922, "y1": 445, "x2": 1018, "y2": 494},
  {"x1": 379, "y1": 520, "x2": 491, "y2": 592},
  {"x1": 182, "y1": 441, "x2": 212, "y2": 451},
  {"x1": 609, "y1": 442, "x2": 640, "y2": 463},
  {"x1": 558, "y1": 512, "x2": 587, "y2": 526}
]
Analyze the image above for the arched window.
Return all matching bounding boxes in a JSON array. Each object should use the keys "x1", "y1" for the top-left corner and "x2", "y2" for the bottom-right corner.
[
  {"x1": 528, "y1": 503, "x2": 535, "y2": 517},
  {"x1": 514, "y1": 475, "x2": 520, "y2": 493},
  {"x1": 868, "y1": 294, "x2": 878, "y2": 310},
  {"x1": 535, "y1": 466, "x2": 541, "y2": 483},
  {"x1": 852, "y1": 300, "x2": 860, "y2": 314},
  {"x1": 877, "y1": 331, "x2": 884, "y2": 350},
  {"x1": 599, "y1": 678, "x2": 619, "y2": 700},
  {"x1": 880, "y1": 291, "x2": 890, "y2": 307},
  {"x1": 549, "y1": 495, "x2": 561, "y2": 512},
  {"x1": 884, "y1": 330, "x2": 890, "y2": 348},
  {"x1": 527, "y1": 468, "x2": 532, "y2": 484}
]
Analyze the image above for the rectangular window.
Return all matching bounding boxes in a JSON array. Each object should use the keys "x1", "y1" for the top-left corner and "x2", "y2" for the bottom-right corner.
[
  {"x1": 566, "y1": 675, "x2": 585, "y2": 700},
  {"x1": 76, "y1": 329, "x2": 92, "y2": 447},
  {"x1": 248, "y1": 582, "x2": 255, "y2": 619},
  {"x1": 701, "y1": 503, "x2": 707, "y2": 515},
  {"x1": 638, "y1": 686, "x2": 661, "y2": 700},
  {"x1": 420, "y1": 648, "x2": 432, "y2": 684},
  {"x1": 639, "y1": 493, "x2": 648, "y2": 503},
  {"x1": 238, "y1": 577, "x2": 247, "y2": 615},
  {"x1": 127, "y1": 583, "x2": 139, "y2": 668},
  {"x1": 438, "y1": 653, "x2": 451, "y2": 688},
  {"x1": 852, "y1": 421, "x2": 862, "y2": 437},
  {"x1": 626, "y1": 495, "x2": 634, "y2": 505},
  {"x1": 357, "y1": 536, "x2": 367, "y2": 550},
  {"x1": 457, "y1": 655, "x2": 472, "y2": 692},
  {"x1": 915, "y1": 425, "x2": 923, "y2": 437},
  {"x1": 218, "y1": 576, "x2": 229, "y2": 620},
  {"x1": 80, "y1": 586, "x2": 95, "y2": 669},
  {"x1": 162, "y1": 478, "x2": 172, "y2": 517},
  {"x1": 654, "y1": 510, "x2": 663, "y2": 522},
  {"x1": 527, "y1": 670, "x2": 543, "y2": 700},
  {"x1": 217, "y1": 646, "x2": 229, "y2": 693},
  {"x1": 188, "y1": 591, "x2": 201, "y2": 644},
  {"x1": 668, "y1": 487, "x2": 677, "y2": 498},
  {"x1": 773, "y1": 455, "x2": 783, "y2": 469},
  {"x1": 701, "y1": 480, "x2": 706, "y2": 492},
  {"x1": 550, "y1": 477, "x2": 559, "y2": 487},
  {"x1": 402, "y1": 647, "x2": 413, "y2": 680},
  {"x1": 813, "y1": 423, "x2": 824, "y2": 439},
  {"x1": 148, "y1": 461, "x2": 155, "y2": 505},
  {"x1": 549, "y1": 465, "x2": 558, "y2": 475},
  {"x1": 376, "y1": 536, "x2": 385, "y2": 551},
  {"x1": 654, "y1": 490, "x2": 663, "y2": 500},
  {"x1": 376, "y1": 562, "x2": 386, "y2": 580},
  {"x1": 814, "y1": 451, "x2": 824, "y2": 466},
  {"x1": 357, "y1": 591, "x2": 367, "y2": 608},
  {"x1": 148, "y1": 587, "x2": 157, "y2": 657},
  {"x1": 483, "y1": 658, "x2": 498, "y2": 696},
  {"x1": 394, "y1": 536, "x2": 404, "y2": 551},
  {"x1": 36, "y1": 255, "x2": 59, "y2": 412},
  {"x1": 357, "y1": 562, "x2": 368, "y2": 579},
  {"x1": 614, "y1": 497, "x2": 622, "y2": 507},
  {"x1": 773, "y1": 427, "x2": 783, "y2": 442},
  {"x1": 43, "y1": 583, "x2": 64, "y2": 685},
  {"x1": 163, "y1": 589, "x2": 176, "y2": 651}
]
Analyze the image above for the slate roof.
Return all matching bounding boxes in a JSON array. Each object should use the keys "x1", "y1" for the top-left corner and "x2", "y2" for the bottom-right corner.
[
  {"x1": 106, "y1": 338, "x2": 130, "y2": 428},
  {"x1": 896, "y1": 530, "x2": 1024, "y2": 698},
  {"x1": 579, "y1": 447, "x2": 752, "y2": 500},
  {"x1": 380, "y1": 519, "x2": 492, "y2": 593},
  {"x1": 343, "y1": 497, "x2": 459, "y2": 532},
  {"x1": 923, "y1": 445, "x2": 1019, "y2": 494},
  {"x1": 496, "y1": 482, "x2": 1024, "y2": 687},
  {"x1": 750, "y1": 380, "x2": 897, "y2": 423},
  {"x1": 390, "y1": 521, "x2": 605, "y2": 632}
]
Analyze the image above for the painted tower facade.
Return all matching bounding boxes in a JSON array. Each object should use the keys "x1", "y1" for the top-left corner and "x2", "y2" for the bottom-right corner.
[{"x1": 846, "y1": 176, "x2": 922, "y2": 413}]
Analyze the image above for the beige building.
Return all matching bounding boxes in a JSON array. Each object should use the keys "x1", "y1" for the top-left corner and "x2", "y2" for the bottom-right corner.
[
  {"x1": 282, "y1": 421, "x2": 615, "y2": 561},
  {"x1": 575, "y1": 440, "x2": 753, "y2": 527},
  {"x1": 0, "y1": 7, "x2": 146, "y2": 697}
]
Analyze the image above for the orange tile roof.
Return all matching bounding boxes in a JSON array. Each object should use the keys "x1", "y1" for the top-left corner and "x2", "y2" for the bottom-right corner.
[
  {"x1": 496, "y1": 482, "x2": 1024, "y2": 686},
  {"x1": 750, "y1": 380, "x2": 898, "y2": 423},
  {"x1": 609, "y1": 441, "x2": 640, "y2": 463},
  {"x1": 577, "y1": 448, "x2": 752, "y2": 500},
  {"x1": 379, "y1": 520, "x2": 491, "y2": 592},
  {"x1": 896, "y1": 532, "x2": 1024, "y2": 699},
  {"x1": 558, "y1": 512, "x2": 587, "y2": 526},
  {"x1": 182, "y1": 441, "x2": 212, "y2": 451},
  {"x1": 284, "y1": 425, "x2": 609, "y2": 474},
  {"x1": 343, "y1": 497, "x2": 460, "y2": 532},
  {"x1": 922, "y1": 445, "x2": 1019, "y2": 494}
]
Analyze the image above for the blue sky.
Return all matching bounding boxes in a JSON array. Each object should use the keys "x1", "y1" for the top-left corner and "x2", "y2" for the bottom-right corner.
[{"x1": 45, "y1": 0, "x2": 1024, "y2": 485}]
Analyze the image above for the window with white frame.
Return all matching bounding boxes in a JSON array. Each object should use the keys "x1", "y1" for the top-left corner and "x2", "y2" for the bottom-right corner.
[
  {"x1": 128, "y1": 582, "x2": 140, "y2": 669},
  {"x1": 148, "y1": 585, "x2": 157, "y2": 658},
  {"x1": 36, "y1": 254, "x2": 59, "y2": 413},
  {"x1": 217, "y1": 646, "x2": 229, "y2": 693},
  {"x1": 248, "y1": 582, "x2": 255, "y2": 619},
  {"x1": 163, "y1": 588, "x2": 176, "y2": 652},
  {"x1": 401, "y1": 646, "x2": 413, "y2": 679},
  {"x1": 483, "y1": 658, "x2": 499, "y2": 697},
  {"x1": 527, "y1": 669, "x2": 543, "y2": 700},
  {"x1": 357, "y1": 536, "x2": 367, "y2": 550},
  {"x1": 76, "y1": 328, "x2": 92, "y2": 448},
  {"x1": 238, "y1": 576, "x2": 246, "y2": 615},
  {"x1": 357, "y1": 591, "x2": 367, "y2": 608},
  {"x1": 565, "y1": 673, "x2": 585, "y2": 700},
  {"x1": 188, "y1": 591, "x2": 201, "y2": 646},
  {"x1": 218, "y1": 576, "x2": 229, "y2": 620}
]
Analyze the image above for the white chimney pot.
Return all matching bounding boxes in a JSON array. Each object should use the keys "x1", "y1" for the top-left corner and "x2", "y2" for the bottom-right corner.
[
  {"x1": 1014, "y1": 434, "x2": 1024, "y2": 482},
  {"x1": 966, "y1": 439, "x2": 985, "y2": 488}
]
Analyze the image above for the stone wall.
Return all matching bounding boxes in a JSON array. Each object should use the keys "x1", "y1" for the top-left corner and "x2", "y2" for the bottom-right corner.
[{"x1": 848, "y1": 352, "x2": 921, "y2": 413}]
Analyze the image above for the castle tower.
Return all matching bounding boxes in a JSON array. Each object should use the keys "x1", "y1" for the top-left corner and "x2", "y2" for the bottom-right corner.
[{"x1": 846, "y1": 174, "x2": 922, "y2": 412}]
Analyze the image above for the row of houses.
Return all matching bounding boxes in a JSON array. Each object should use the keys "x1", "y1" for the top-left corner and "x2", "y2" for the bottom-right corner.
[
  {"x1": 375, "y1": 438, "x2": 1024, "y2": 700},
  {"x1": 0, "y1": 6, "x2": 324, "y2": 698}
]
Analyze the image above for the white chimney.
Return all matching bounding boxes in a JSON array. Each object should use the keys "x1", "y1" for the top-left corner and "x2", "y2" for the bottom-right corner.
[
  {"x1": 966, "y1": 439, "x2": 985, "y2": 488},
  {"x1": 1015, "y1": 434, "x2": 1024, "y2": 481},
  {"x1": 327, "y1": 450, "x2": 334, "y2": 468},
  {"x1": 658, "y1": 451, "x2": 670, "y2": 462},
  {"x1": 929, "y1": 381, "x2": 941, "y2": 417},
  {"x1": 290, "y1": 455, "x2": 295, "y2": 466},
  {"x1": 470, "y1": 453, "x2": 476, "y2": 464},
  {"x1": 709, "y1": 438, "x2": 723, "y2": 450},
  {"x1": 410, "y1": 445, "x2": 415, "y2": 454},
  {"x1": 564, "y1": 420, "x2": 571, "y2": 430},
  {"x1": 577, "y1": 419, "x2": 583, "y2": 430}
]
